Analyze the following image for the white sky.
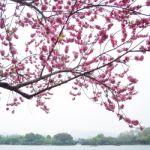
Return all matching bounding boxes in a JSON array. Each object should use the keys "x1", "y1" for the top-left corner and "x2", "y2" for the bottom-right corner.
[{"x1": 0, "y1": 55, "x2": 150, "y2": 138}]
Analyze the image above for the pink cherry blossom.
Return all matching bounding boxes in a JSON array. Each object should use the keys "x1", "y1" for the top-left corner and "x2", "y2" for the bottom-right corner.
[
  {"x1": 0, "y1": 0, "x2": 149, "y2": 129},
  {"x1": 0, "y1": 18, "x2": 5, "y2": 29},
  {"x1": 0, "y1": 50, "x2": 5, "y2": 56},
  {"x1": 132, "y1": 120, "x2": 139, "y2": 126},
  {"x1": 128, "y1": 76, "x2": 138, "y2": 84},
  {"x1": 146, "y1": 0, "x2": 150, "y2": 6}
]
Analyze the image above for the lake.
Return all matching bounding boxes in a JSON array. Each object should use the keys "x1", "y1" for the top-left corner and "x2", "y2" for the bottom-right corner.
[{"x1": 0, "y1": 145, "x2": 150, "y2": 150}]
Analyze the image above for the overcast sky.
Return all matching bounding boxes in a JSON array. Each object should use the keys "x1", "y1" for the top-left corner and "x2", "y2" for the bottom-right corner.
[{"x1": 0, "y1": 55, "x2": 150, "y2": 138}]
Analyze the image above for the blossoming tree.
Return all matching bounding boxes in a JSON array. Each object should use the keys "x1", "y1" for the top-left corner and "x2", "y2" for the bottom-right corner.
[{"x1": 0, "y1": 0, "x2": 150, "y2": 129}]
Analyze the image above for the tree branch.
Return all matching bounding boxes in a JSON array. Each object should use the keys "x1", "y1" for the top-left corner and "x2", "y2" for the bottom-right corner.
[
  {"x1": 10, "y1": 0, "x2": 46, "y2": 20},
  {"x1": 16, "y1": 69, "x2": 73, "y2": 88},
  {"x1": 73, "y1": 3, "x2": 150, "y2": 17},
  {"x1": 0, "y1": 82, "x2": 31, "y2": 99}
]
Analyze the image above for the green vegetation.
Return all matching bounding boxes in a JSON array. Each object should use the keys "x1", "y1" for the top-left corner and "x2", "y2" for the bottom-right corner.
[
  {"x1": 0, "y1": 128, "x2": 150, "y2": 145},
  {"x1": 51, "y1": 133, "x2": 75, "y2": 145},
  {"x1": 0, "y1": 132, "x2": 74, "y2": 145},
  {"x1": 79, "y1": 128, "x2": 150, "y2": 145}
]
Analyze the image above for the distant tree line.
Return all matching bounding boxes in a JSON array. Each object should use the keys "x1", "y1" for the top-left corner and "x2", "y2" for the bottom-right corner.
[
  {"x1": 79, "y1": 127, "x2": 150, "y2": 145},
  {"x1": 0, "y1": 128, "x2": 150, "y2": 145},
  {"x1": 0, "y1": 133, "x2": 75, "y2": 145}
]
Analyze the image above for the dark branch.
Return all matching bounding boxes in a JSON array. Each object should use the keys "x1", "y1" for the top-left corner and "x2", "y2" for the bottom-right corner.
[
  {"x1": 0, "y1": 82, "x2": 31, "y2": 99},
  {"x1": 10, "y1": 0, "x2": 46, "y2": 20},
  {"x1": 16, "y1": 69, "x2": 73, "y2": 88},
  {"x1": 73, "y1": 4, "x2": 150, "y2": 17}
]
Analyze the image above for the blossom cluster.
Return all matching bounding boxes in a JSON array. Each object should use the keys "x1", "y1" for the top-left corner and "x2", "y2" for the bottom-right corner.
[{"x1": 0, "y1": 0, "x2": 150, "y2": 129}]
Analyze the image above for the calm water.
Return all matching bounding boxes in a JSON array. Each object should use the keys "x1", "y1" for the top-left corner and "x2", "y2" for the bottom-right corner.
[{"x1": 0, "y1": 145, "x2": 150, "y2": 150}]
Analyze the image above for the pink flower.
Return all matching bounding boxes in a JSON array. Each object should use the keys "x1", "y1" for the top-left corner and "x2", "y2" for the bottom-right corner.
[
  {"x1": 14, "y1": 33, "x2": 19, "y2": 39},
  {"x1": 56, "y1": 17, "x2": 62, "y2": 24},
  {"x1": 104, "y1": 100, "x2": 115, "y2": 112},
  {"x1": 18, "y1": 64, "x2": 25, "y2": 70},
  {"x1": 0, "y1": 50, "x2": 5, "y2": 56},
  {"x1": 41, "y1": 4, "x2": 48, "y2": 11},
  {"x1": 98, "y1": 29, "x2": 108, "y2": 44},
  {"x1": 0, "y1": 18, "x2": 5, "y2": 29},
  {"x1": 123, "y1": 56, "x2": 130, "y2": 63},
  {"x1": 110, "y1": 35, "x2": 117, "y2": 47},
  {"x1": 27, "y1": 12, "x2": 32, "y2": 18},
  {"x1": 109, "y1": 102, "x2": 115, "y2": 110},
  {"x1": 65, "y1": 45, "x2": 69, "y2": 53},
  {"x1": 127, "y1": 75, "x2": 138, "y2": 84},
  {"x1": 124, "y1": 117, "x2": 131, "y2": 124},
  {"x1": 10, "y1": 48, "x2": 17, "y2": 55},
  {"x1": 140, "y1": 126, "x2": 144, "y2": 131},
  {"x1": 41, "y1": 45, "x2": 47, "y2": 52},
  {"x1": 146, "y1": 0, "x2": 150, "y2": 6},
  {"x1": 46, "y1": 65, "x2": 52, "y2": 72},
  {"x1": 134, "y1": 55, "x2": 144, "y2": 61},
  {"x1": 73, "y1": 51, "x2": 79, "y2": 59},
  {"x1": 77, "y1": 32, "x2": 81, "y2": 40},
  {"x1": 69, "y1": 91, "x2": 77, "y2": 97},
  {"x1": 12, "y1": 59, "x2": 17, "y2": 64},
  {"x1": 39, "y1": 54, "x2": 46, "y2": 60},
  {"x1": 131, "y1": 120, "x2": 139, "y2": 126},
  {"x1": 117, "y1": 114, "x2": 123, "y2": 120},
  {"x1": 122, "y1": 0, "x2": 130, "y2": 4},
  {"x1": 80, "y1": 45, "x2": 88, "y2": 53},
  {"x1": 120, "y1": 104, "x2": 124, "y2": 109}
]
